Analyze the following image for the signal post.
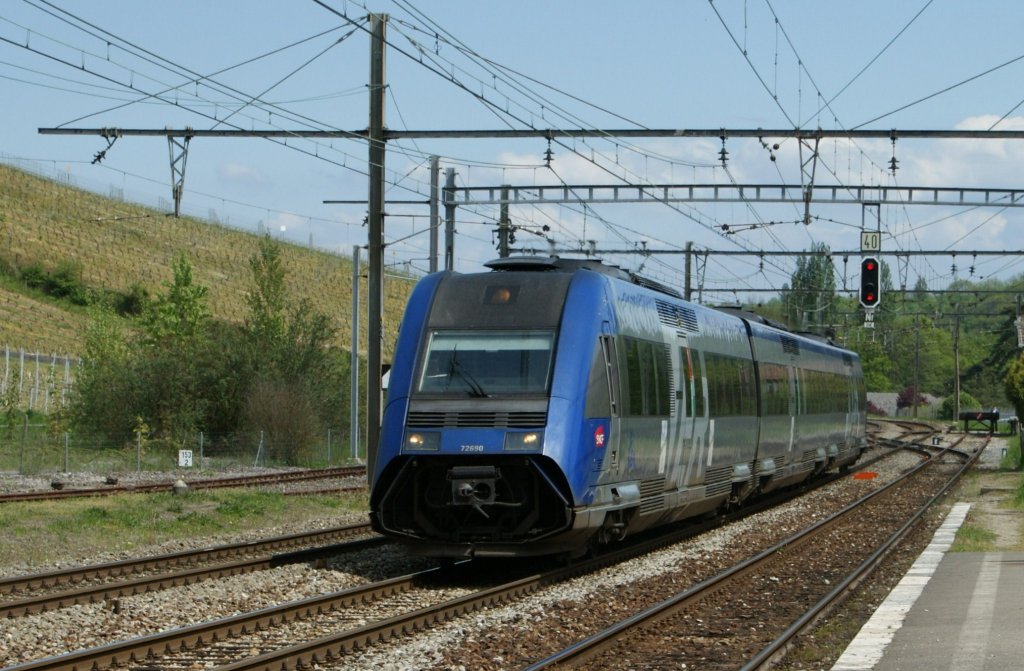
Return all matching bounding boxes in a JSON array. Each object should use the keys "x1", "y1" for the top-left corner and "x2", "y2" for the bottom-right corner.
[{"x1": 860, "y1": 230, "x2": 881, "y2": 328}]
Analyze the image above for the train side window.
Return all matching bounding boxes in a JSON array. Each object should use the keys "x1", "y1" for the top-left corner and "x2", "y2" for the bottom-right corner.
[
  {"x1": 602, "y1": 336, "x2": 619, "y2": 416},
  {"x1": 625, "y1": 338, "x2": 643, "y2": 415},
  {"x1": 760, "y1": 363, "x2": 787, "y2": 416},
  {"x1": 684, "y1": 348, "x2": 705, "y2": 418},
  {"x1": 677, "y1": 347, "x2": 687, "y2": 411},
  {"x1": 794, "y1": 368, "x2": 804, "y2": 415},
  {"x1": 585, "y1": 338, "x2": 612, "y2": 418},
  {"x1": 655, "y1": 343, "x2": 671, "y2": 416},
  {"x1": 621, "y1": 337, "x2": 671, "y2": 418}
]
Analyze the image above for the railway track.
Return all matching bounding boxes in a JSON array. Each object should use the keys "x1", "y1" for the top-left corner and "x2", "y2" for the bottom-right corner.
[
  {"x1": 523, "y1": 435, "x2": 985, "y2": 669},
  {"x1": 0, "y1": 522, "x2": 382, "y2": 618},
  {"x1": 0, "y1": 466, "x2": 366, "y2": 503},
  {"x1": 3, "y1": 442, "x2": 938, "y2": 671}
]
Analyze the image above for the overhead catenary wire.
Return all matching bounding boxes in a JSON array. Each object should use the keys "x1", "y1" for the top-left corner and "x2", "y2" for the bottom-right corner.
[{"x1": 5, "y1": 1, "x2": 1022, "y2": 294}]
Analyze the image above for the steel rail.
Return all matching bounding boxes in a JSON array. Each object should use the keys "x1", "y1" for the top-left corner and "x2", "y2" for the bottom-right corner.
[
  {"x1": 2, "y1": 566, "x2": 438, "y2": 671},
  {"x1": 741, "y1": 435, "x2": 988, "y2": 670},
  {"x1": 179, "y1": 451, "x2": 915, "y2": 671},
  {"x1": 523, "y1": 436, "x2": 974, "y2": 669},
  {"x1": 0, "y1": 522, "x2": 373, "y2": 598},
  {"x1": 4, "y1": 447, "x2": 911, "y2": 671},
  {"x1": 0, "y1": 466, "x2": 365, "y2": 503},
  {"x1": 3, "y1": 476, "x2": 821, "y2": 671},
  {"x1": 1, "y1": 536, "x2": 388, "y2": 619}
]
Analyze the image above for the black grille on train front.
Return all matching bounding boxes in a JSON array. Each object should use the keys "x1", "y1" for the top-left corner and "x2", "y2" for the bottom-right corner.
[{"x1": 407, "y1": 410, "x2": 548, "y2": 428}]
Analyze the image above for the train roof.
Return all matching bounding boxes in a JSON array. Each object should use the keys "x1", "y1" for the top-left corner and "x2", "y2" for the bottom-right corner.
[
  {"x1": 482, "y1": 256, "x2": 847, "y2": 351},
  {"x1": 484, "y1": 256, "x2": 682, "y2": 299}
]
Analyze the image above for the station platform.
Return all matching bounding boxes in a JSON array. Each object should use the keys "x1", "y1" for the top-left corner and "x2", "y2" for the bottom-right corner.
[{"x1": 831, "y1": 502, "x2": 1024, "y2": 670}]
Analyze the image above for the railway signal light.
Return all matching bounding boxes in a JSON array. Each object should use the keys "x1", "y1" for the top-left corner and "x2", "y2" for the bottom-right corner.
[{"x1": 860, "y1": 257, "x2": 881, "y2": 308}]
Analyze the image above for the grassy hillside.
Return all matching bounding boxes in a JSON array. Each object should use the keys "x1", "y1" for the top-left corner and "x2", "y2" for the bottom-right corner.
[{"x1": 0, "y1": 163, "x2": 413, "y2": 357}]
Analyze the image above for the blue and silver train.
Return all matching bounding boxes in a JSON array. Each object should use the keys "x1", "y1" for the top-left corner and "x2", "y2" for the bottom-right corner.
[{"x1": 369, "y1": 256, "x2": 867, "y2": 558}]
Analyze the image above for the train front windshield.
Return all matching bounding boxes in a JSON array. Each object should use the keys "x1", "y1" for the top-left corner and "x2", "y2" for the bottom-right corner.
[{"x1": 418, "y1": 330, "x2": 554, "y2": 396}]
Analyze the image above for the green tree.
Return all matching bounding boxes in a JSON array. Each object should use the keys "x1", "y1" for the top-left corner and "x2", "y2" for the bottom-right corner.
[
  {"x1": 783, "y1": 242, "x2": 836, "y2": 332},
  {"x1": 1005, "y1": 353, "x2": 1024, "y2": 422},
  {"x1": 851, "y1": 334, "x2": 894, "y2": 391},
  {"x1": 245, "y1": 235, "x2": 287, "y2": 359},
  {"x1": 241, "y1": 236, "x2": 345, "y2": 465},
  {"x1": 139, "y1": 252, "x2": 209, "y2": 347},
  {"x1": 68, "y1": 310, "x2": 135, "y2": 443},
  {"x1": 66, "y1": 241, "x2": 355, "y2": 464},
  {"x1": 71, "y1": 254, "x2": 223, "y2": 445}
]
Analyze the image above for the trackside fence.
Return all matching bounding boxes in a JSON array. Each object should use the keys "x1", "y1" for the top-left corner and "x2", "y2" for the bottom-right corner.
[{"x1": 0, "y1": 425, "x2": 364, "y2": 476}]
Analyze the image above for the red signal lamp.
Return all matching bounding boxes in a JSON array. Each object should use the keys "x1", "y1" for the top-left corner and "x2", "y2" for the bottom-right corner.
[{"x1": 859, "y1": 257, "x2": 881, "y2": 308}]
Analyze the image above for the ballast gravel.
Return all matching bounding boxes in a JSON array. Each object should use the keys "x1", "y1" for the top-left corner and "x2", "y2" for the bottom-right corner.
[{"x1": 1, "y1": 434, "x2": 998, "y2": 670}]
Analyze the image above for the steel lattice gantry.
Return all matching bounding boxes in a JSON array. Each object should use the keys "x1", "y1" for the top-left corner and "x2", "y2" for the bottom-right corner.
[{"x1": 441, "y1": 183, "x2": 1024, "y2": 208}]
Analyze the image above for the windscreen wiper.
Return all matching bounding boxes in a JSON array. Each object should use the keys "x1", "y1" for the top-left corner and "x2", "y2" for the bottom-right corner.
[{"x1": 447, "y1": 349, "x2": 490, "y2": 397}]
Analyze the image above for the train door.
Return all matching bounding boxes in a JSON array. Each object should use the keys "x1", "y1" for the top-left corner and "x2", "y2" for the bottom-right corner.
[
  {"x1": 680, "y1": 345, "x2": 709, "y2": 486},
  {"x1": 789, "y1": 366, "x2": 802, "y2": 457},
  {"x1": 585, "y1": 331, "x2": 621, "y2": 480},
  {"x1": 665, "y1": 338, "x2": 689, "y2": 487}
]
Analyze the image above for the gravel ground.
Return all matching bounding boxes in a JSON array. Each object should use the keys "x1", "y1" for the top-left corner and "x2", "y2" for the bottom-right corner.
[
  {"x1": 0, "y1": 431, "x2": 1008, "y2": 670},
  {"x1": 0, "y1": 465, "x2": 332, "y2": 495}
]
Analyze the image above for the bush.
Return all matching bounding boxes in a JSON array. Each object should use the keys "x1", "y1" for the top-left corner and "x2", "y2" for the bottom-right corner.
[
  {"x1": 20, "y1": 263, "x2": 47, "y2": 290},
  {"x1": 47, "y1": 260, "x2": 85, "y2": 302},
  {"x1": 18, "y1": 259, "x2": 91, "y2": 305},
  {"x1": 939, "y1": 391, "x2": 980, "y2": 420},
  {"x1": 116, "y1": 283, "x2": 150, "y2": 316},
  {"x1": 243, "y1": 378, "x2": 318, "y2": 466}
]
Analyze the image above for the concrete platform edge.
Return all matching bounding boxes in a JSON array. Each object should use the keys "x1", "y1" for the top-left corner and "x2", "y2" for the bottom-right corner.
[{"x1": 829, "y1": 502, "x2": 971, "y2": 671}]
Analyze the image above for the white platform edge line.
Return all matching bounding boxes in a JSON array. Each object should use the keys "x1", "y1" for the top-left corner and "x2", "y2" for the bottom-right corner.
[{"x1": 829, "y1": 502, "x2": 972, "y2": 671}]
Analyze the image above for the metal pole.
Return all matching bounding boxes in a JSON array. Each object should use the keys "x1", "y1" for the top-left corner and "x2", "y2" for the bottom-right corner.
[
  {"x1": 684, "y1": 241, "x2": 693, "y2": 302},
  {"x1": 444, "y1": 168, "x2": 456, "y2": 270},
  {"x1": 366, "y1": 13, "x2": 387, "y2": 479},
  {"x1": 429, "y1": 156, "x2": 440, "y2": 273},
  {"x1": 351, "y1": 245, "x2": 361, "y2": 462},
  {"x1": 953, "y1": 311, "x2": 960, "y2": 422},
  {"x1": 498, "y1": 184, "x2": 511, "y2": 257},
  {"x1": 19, "y1": 414, "x2": 27, "y2": 475},
  {"x1": 913, "y1": 313, "x2": 920, "y2": 419}
]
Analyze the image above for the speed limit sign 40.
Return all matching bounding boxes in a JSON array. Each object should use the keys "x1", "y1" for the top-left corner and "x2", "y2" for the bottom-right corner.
[{"x1": 860, "y1": 231, "x2": 881, "y2": 252}]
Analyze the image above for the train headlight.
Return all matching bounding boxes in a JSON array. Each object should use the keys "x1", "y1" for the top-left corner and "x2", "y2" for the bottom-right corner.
[
  {"x1": 504, "y1": 431, "x2": 543, "y2": 451},
  {"x1": 404, "y1": 431, "x2": 440, "y2": 451}
]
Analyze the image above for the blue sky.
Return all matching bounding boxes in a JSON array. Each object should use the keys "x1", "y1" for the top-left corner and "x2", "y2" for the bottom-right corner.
[{"x1": 3, "y1": 0, "x2": 1024, "y2": 304}]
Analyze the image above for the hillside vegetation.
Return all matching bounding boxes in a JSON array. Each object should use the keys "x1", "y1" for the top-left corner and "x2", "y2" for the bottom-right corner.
[{"x1": 0, "y1": 163, "x2": 412, "y2": 356}]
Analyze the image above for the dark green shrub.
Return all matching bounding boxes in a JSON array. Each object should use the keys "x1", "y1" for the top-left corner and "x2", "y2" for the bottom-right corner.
[
  {"x1": 20, "y1": 263, "x2": 47, "y2": 290},
  {"x1": 939, "y1": 391, "x2": 980, "y2": 420}
]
